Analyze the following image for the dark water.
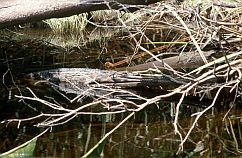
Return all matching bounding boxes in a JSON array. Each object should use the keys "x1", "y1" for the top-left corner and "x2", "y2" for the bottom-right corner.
[
  {"x1": 0, "y1": 28, "x2": 242, "y2": 158},
  {"x1": 1, "y1": 88, "x2": 242, "y2": 158}
]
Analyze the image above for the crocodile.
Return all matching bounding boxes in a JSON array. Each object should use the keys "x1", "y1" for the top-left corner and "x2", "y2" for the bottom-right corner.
[
  {"x1": 26, "y1": 50, "x2": 217, "y2": 96},
  {"x1": 28, "y1": 68, "x2": 188, "y2": 95}
]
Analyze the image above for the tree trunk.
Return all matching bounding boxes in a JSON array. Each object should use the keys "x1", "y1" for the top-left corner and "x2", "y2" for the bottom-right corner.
[{"x1": 0, "y1": 0, "x2": 159, "y2": 28}]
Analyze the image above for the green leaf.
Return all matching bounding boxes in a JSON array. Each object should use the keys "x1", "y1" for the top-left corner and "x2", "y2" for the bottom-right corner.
[{"x1": 0, "y1": 139, "x2": 37, "y2": 158}]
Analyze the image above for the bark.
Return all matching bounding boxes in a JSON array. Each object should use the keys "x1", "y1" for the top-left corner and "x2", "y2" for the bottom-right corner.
[
  {"x1": 0, "y1": 0, "x2": 159, "y2": 28},
  {"x1": 120, "y1": 50, "x2": 215, "y2": 72}
]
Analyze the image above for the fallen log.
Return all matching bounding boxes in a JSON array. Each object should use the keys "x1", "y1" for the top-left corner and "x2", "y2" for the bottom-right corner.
[
  {"x1": 0, "y1": 0, "x2": 159, "y2": 28},
  {"x1": 115, "y1": 50, "x2": 216, "y2": 72}
]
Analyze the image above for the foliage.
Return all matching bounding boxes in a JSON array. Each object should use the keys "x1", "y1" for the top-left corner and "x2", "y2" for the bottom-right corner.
[{"x1": 0, "y1": 139, "x2": 37, "y2": 158}]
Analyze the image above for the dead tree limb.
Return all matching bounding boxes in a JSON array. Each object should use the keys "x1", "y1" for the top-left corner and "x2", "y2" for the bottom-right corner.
[
  {"x1": 0, "y1": 0, "x2": 159, "y2": 28},
  {"x1": 117, "y1": 50, "x2": 215, "y2": 72}
]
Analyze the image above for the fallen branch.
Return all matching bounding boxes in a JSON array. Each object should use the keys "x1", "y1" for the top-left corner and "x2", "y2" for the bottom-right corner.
[{"x1": 0, "y1": 0, "x2": 159, "y2": 28}]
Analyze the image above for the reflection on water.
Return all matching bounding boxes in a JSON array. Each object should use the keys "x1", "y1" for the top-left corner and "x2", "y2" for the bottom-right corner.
[
  {"x1": 0, "y1": 26, "x2": 242, "y2": 158},
  {"x1": 1, "y1": 97, "x2": 242, "y2": 157}
]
